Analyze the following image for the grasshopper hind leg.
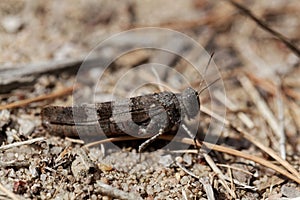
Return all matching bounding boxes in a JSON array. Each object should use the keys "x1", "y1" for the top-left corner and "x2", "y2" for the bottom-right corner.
[{"x1": 138, "y1": 128, "x2": 164, "y2": 153}]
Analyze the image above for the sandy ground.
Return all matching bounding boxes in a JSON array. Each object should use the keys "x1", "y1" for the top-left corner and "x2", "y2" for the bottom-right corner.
[{"x1": 0, "y1": 0, "x2": 300, "y2": 199}]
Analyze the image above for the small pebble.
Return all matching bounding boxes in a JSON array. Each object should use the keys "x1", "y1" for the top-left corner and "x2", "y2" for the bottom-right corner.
[
  {"x1": 183, "y1": 153, "x2": 192, "y2": 166},
  {"x1": 73, "y1": 183, "x2": 82, "y2": 194},
  {"x1": 50, "y1": 146, "x2": 62, "y2": 155},
  {"x1": 31, "y1": 184, "x2": 41, "y2": 194},
  {"x1": 121, "y1": 182, "x2": 129, "y2": 192},
  {"x1": 40, "y1": 174, "x2": 47, "y2": 182},
  {"x1": 98, "y1": 163, "x2": 113, "y2": 172},
  {"x1": 100, "y1": 177, "x2": 109, "y2": 184},
  {"x1": 46, "y1": 192, "x2": 52, "y2": 198},
  {"x1": 102, "y1": 196, "x2": 111, "y2": 200},
  {"x1": 1, "y1": 16, "x2": 23, "y2": 33},
  {"x1": 159, "y1": 154, "x2": 173, "y2": 167},
  {"x1": 18, "y1": 119, "x2": 35, "y2": 136},
  {"x1": 8, "y1": 169, "x2": 16, "y2": 178},
  {"x1": 179, "y1": 170, "x2": 185, "y2": 177},
  {"x1": 18, "y1": 154, "x2": 25, "y2": 161},
  {"x1": 29, "y1": 164, "x2": 39, "y2": 178},
  {"x1": 88, "y1": 185, "x2": 94, "y2": 191},
  {"x1": 90, "y1": 194, "x2": 97, "y2": 200},
  {"x1": 175, "y1": 156, "x2": 183, "y2": 163},
  {"x1": 6, "y1": 152, "x2": 16, "y2": 159},
  {"x1": 175, "y1": 172, "x2": 181, "y2": 181},
  {"x1": 281, "y1": 185, "x2": 300, "y2": 198},
  {"x1": 146, "y1": 185, "x2": 154, "y2": 195},
  {"x1": 6, "y1": 129, "x2": 17, "y2": 143},
  {"x1": 0, "y1": 110, "x2": 10, "y2": 128},
  {"x1": 180, "y1": 176, "x2": 190, "y2": 185},
  {"x1": 153, "y1": 184, "x2": 161, "y2": 193}
]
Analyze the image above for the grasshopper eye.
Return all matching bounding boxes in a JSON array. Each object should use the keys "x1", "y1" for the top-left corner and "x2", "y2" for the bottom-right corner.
[{"x1": 181, "y1": 87, "x2": 200, "y2": 119}]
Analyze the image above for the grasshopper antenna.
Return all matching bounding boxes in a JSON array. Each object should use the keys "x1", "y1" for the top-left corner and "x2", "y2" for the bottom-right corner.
[
  {"x1": 198, "y1": 52, "x2": 215, "y2": 91},
  {"x1": 197, "y1": 77, "x2": 220, "y2": 96},
  {"x1": 197, "y1": 52, "x2": 220, "y2": 95}
]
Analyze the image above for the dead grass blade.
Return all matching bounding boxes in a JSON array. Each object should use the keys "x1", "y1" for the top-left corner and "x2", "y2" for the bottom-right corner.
[
  {"x1": 246, "y1": 72, "x2": 277, "y2": 95},
  {"x1": 203, "y1": 153, "x2": 236, "y2": 198},
  {"x1": 238, "y1": 75, "x2": 281, "y2": 139},
  {"x1": 84, "y1": 135, "x2": 300, "y2": 184},
  {"x1": 283, "y1": 87, "x2": 300, "y2": 101},
  {"x1": 162, "y1": 136, "x2": 300, "y2": 185},
  {"x1": 238, "y1": 75, "x2": 287, "y2": 160},
  {"x1": 0, "y1": 87, "x2": 74, "y2": 110},
  {"x1": 0, "y1": 137, "x2": 45, "y2": 151},
  {"x1": 201, "y1": 104, "x2": 300, "y2": 181},
  {"x1": 227, "y1": 124, "x2": 300, "y2": 180}
]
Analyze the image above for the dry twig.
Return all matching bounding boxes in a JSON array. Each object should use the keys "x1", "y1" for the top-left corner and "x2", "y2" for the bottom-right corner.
[
  {"x1": 213, "y1": 90, "x2": 254, "y2": 129},
  {"x1": 0, "y1": 137, "x2": 44, "y2": 151},
  {"x1": 65, "y1": 137, "x2": 85, "y2": 144},
  {"x1": 0, "y1": 87, "x2": 74, "y2": 110}
]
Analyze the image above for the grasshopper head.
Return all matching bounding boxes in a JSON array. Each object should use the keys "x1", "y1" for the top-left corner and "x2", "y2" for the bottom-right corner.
[{"x1": 181, "y1": 87, "x2": 200, "y2": 119}]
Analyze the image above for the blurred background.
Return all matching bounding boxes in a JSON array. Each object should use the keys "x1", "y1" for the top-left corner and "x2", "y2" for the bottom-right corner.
[{"x1": 1, "y1": 0, "x2": 298, "y2": 69}]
